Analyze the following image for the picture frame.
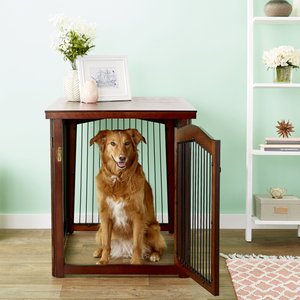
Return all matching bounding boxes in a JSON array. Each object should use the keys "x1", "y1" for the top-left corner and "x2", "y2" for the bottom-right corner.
[{"x1": 76, "y1": 55, "x2": 131, "y2": 102}]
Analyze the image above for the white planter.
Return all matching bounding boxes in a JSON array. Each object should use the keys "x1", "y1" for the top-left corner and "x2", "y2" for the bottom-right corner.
[{"x1": 64, "y1": 70, "x2": 80, "y2": 102}]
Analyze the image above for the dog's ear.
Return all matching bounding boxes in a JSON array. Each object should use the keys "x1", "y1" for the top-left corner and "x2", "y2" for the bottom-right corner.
[
  {"x1": 90, "y1": 130, "x2": 109, "y2": 147},
  {"x1": 126, "y1": 129, "x2": 146, "y2": 145}
]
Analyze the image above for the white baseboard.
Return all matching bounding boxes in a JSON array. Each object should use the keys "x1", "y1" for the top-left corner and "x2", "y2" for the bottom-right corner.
[
  {"x1": 0, "y1": 214, "x2": 51, "y2": 229},
  {"x1": 0, "y1": 213, "x2": 299, "y2": 230},
  {"x1": 220, "y1": 214, "x2": 246, "y2": 229}
]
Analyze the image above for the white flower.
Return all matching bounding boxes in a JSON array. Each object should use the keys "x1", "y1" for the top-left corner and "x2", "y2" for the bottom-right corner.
[
  {"x1": 50, "y1": 14, "x2": 96, "y2": 39},
  {"x1": 50, "y1": 14, "x2": 96, "y2": 69},
  {"x1": 263, "y1": 46, "x2": 300, "y2": 69}
]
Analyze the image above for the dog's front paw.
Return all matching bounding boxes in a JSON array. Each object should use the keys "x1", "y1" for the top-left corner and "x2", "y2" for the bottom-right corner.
[
  {"x1": 93, "y1": 249, "x2": 102, "y2": 258},
  {"x1": 96, "y1": 258, "x2": 109, "y2": 265},
  {"x1": 130, "y1": 256, "x2": 141, "y2": 265},
  {"x1": 149, "y1": 252, "x2": 160, "y2": 262},
  {"x1": 96, "y1": 252, "x2": 110, "y2": 265}
]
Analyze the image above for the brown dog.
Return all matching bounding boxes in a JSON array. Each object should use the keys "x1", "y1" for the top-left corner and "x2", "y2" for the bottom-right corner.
[{"x1": 90, "y1": 129, "x2": 166, "y2": 264}]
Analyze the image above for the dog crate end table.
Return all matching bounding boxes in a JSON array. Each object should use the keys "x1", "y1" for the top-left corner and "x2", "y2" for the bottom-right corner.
[{"x1": 45, "y1": 97, "x2": 220, "y2": 296}]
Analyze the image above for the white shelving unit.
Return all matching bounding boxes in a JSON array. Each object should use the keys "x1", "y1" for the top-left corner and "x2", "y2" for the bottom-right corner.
[
  {"x1": 253, "y1": 83, "x2": 300, "y2": 88},
  {"x1": 253, "y1": 16, "x2": 300, "y2": 24},
  {"x1": 246, "y1": 0, "x2": 300, "y2": 241}
]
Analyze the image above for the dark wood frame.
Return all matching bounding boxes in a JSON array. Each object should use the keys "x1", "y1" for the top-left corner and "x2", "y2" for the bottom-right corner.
[{"x1": 45, "y1": 97, "x2": 219, "y2": 295}]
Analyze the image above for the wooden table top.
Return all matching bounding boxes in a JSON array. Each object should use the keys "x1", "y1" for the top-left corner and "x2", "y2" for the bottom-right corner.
[{"x1": 45, "y1": 97, "x2": 197, "y2": 120}]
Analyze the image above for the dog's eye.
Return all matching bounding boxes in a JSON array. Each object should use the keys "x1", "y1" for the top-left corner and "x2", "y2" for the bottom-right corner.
[
  {"x1": 110, "y1": 142, "x2": 116, "y2": 146},
  {"x1": 124, "y1": 141, "x2": 130, "y2": 146}
]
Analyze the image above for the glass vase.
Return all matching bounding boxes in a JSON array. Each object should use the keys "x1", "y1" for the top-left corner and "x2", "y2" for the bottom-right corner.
[{"x1": 274, "y1": 66, "x2": 292, "y2": 83}]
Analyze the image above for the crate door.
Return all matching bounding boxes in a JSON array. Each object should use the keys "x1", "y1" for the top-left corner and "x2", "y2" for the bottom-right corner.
[{"x1": 176, "y1": 124, "x2": 220, "y2": 296}]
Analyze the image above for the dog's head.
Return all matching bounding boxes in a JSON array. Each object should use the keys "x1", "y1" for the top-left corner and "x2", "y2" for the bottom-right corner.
[{"x1": 90, "y1": 129, "x2": 146, "y2": 173}]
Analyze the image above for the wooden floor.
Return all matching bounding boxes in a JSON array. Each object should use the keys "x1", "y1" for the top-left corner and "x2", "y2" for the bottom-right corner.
[{"x1": 0, "y1": 229, "x2": 299, "y2": 299}]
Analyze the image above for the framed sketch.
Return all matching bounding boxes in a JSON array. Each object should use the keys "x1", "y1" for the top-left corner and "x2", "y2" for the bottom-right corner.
[{"x1": 76, "y1": 55, "x2": 131, "y2": 101}]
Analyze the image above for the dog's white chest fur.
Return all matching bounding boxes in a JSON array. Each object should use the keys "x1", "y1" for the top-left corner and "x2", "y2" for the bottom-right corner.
[{"x1": 106, "y1": 197, "x2": 127, "y2": 227}]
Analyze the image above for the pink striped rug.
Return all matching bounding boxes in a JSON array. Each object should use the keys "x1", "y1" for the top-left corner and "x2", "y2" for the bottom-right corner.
[{"x1": 223, "y1": 254, "x2": 300, "y2": 300}]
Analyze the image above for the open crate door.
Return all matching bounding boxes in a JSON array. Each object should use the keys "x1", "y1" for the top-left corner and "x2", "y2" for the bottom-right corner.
[{"x1": 175, "y1": 124, "x2": 220, "y2": 296}]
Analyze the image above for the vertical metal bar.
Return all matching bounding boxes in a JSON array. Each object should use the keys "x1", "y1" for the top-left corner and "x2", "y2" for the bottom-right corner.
[
  {"x1": 209, "y1": 153, "x2": 212, "y2": 281},
  {"x1": 191, "y1": 142, "x2": 194, "y2": 268},
  {"x1": 179, "y1": 142, "x2": 183, "y2": 263},
  {"x1": 92, "y1": 121, "x2": 95, "y2": 224},
  {"x1": 205, "y1": 151, "x2": 209, "y2": 278},
  {"x1": 194, "y1": 143, "x2": 197, "y2": 271},
  {"x1": 203, "y1": 151, "x2": 207, "y2": 278},
  {"x1": 79, "y1": 124, "x2": 83, "y2": 223},
  {"x1": 159, "y1": 124, "x2": 164, "y2": 222},
  {"x1": 152, "y1": 122, "x2": 157, "y2": 214},
  {"x1": 177, "y1": 142, "x2": 181, "y2": 262},
  {"x1": 201, "y1": 147, "x2": 204, "y2": 276},
  {"x1": 193, "y1": 142, "x2": 196, "y2": 269},
  {"x1": 141, "y1": 120, "x2": 144, "y2": 166},
  {"x1": 209, "y1": 152, "x2": 211, "y2": 280},
  {"x1": 202, "y1": 149, "x2": 205, "y2": 278},
  {"x1": 199, "y1": 146, "x2": 202, "y2": 275},
  {"x1": 97, "y1": 120, "x2": 101, "y2": 223},
  {"x1": 194, "y1": 142, "x2": 197, "y2": 270},
  {"x1": 182, "y1": 143, "x2": 186, "y2": 263},
  {"x1": 146, "y1": 121, "x2": 150, "y2": 181},
  {"x1": 207, "y1": 152, "x2": 210, "y2": 279},
  {"x1": 198, "y1": 144, "x2": 202, "y2": 275},
  {"x1": 85, "y1": 123, "x2": 89, "y2": 223},
  {"x1": 196, "y1": 143, "x2": 200, "y2": 274}
]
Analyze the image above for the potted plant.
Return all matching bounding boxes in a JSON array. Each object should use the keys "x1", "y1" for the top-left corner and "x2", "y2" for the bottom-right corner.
[
  {"x1": 262, "y1": 45, "x2": 300, "y2": 83},
  {"x1": 50, "y1": 14, "x2": 96, "y2": 101}
]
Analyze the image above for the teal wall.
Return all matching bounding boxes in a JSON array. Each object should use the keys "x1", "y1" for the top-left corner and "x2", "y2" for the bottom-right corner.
[{"x1": 1, "y1": 0, "x2": 297, "y2": 216}]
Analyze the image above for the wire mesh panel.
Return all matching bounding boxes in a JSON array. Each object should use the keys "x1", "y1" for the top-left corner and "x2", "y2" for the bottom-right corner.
[
  {"x1": 176, "y1": 125, "x2": 220, "y2": 295},
  {"x1": 73, "y1": 119, "x2": 169, "y2": 227}
]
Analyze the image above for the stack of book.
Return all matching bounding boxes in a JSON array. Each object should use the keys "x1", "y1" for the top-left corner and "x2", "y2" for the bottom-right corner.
[{"x1": 260, "y1": 137, "x2": 300, "y2": 152}]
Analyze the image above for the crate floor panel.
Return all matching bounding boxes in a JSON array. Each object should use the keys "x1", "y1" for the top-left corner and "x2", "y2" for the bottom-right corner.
[{"x1": 65, "y1": 231, "x2": 174, "y2": 265}]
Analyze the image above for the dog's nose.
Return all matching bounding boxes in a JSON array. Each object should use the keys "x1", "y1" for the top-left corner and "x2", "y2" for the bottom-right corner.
[{"x1": 119, "y1": 155, "x2": 126, "y2": 162}]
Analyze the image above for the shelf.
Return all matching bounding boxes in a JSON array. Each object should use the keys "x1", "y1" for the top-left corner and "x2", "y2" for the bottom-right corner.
[
  {"x1": 252, "y1": 149, "x2": 300, "y2": 156},
  {"x1": 253, "y1": 83, "x2": 300, "y2": 88},
  {"x1": 246, "y1": 0, "x2": 300, "y2": 242},
  {"x1": 253, "y1": 17, "x2": 300, "y2": 24},
  {"x1": 252, "y1": 216, "x2": 300, "y2": 225}
]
